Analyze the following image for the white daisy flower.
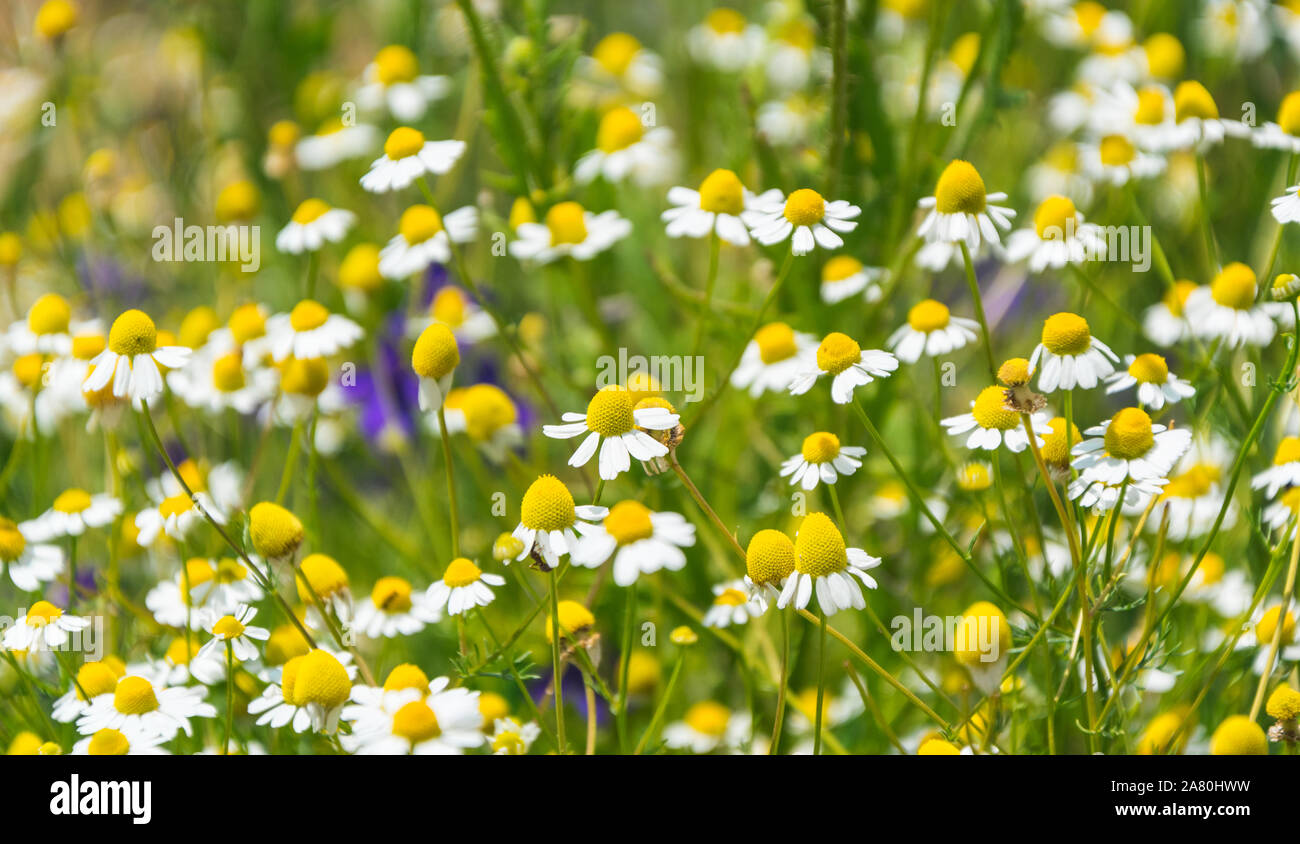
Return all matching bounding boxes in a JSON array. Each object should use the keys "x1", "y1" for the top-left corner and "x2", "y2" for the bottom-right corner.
[
  {"x1": 509, "y1": 201, "x2": 631, "y2": 264},
  {"x1": 247, "y1": 649, "x2": 357, "y2": 733},
  {"x1": 1251, "y1": 436, "x2": 1300, "y2": 497},
  {"x1": 76, "y1": 673, "x2": 216, "y2": 740},
  {"x1": 1103, "y1": 353, "x2": 1195, "y2": 409},
  {"x1": 427, "y1": 383, "x2": 522, "y2": 462},
  {"x1": 661, "y1": 168, "x2": 758, "y2": 246},
  {"x1": 789, "y1": 332, "x2": 898, "y2": 405},
  {"x1": 1080, "y1": 135, "x2": 1165, "y2": 186},
  {"x1": 1272, "y1": 184, "x2": 1300, "y2": 224},
  {"x1": 1068, "y1": 475, "x2": 1169, "y2": 513},
  {"x1": 195, "y1": 604, "x2": 270, "y2": 664},
  {"x1": 408, "y1": 285, "x2": 496, "y2": 345},
  {"x1": 378, "y1": 204, "x2": 478, "y2": 280},
  {"x1": 941, "y1": 386, "x2": 1050, "y2": 453},
  {"x1": 6, "y1": 293, "x2": 78, "y2": 355},
  {"x1": 1005, "y1": 194, "x2": 1108, "y2": 271},
  {"x1": 1029, "y1": 312, "x2": 1119, "y2": 392},
  {"x1": 1197, "y1": 0, "x2": 1271, "y2": 63},
  {"x1": 294, "y1": 120, "x2": 379, "y2": 171},
  {"x1": 664, "y1": 701, "x2": 750, "y2": 753},
  {"x1": 763, "y1": 17, "x2": 828, "y2": 92},
  {"x1": 1143, "y1": 280, "x2": 1199, "y2": 347},
  {"x1": 20, "y1": 488, "x2": 121, "y2": 542},
  {"x1": 1264, "y1": 486, "x2": 1300, "y2": 534},
  {"x1": 703, "y1": 579, "x2": 766, "y2": 628},
  {"x1": 343, "y1": 685, "x2": 483, "y2": 755},
  {"x1": 819, "y1": 255, "x2": 885, "y2": 304},
  {"x1": 275, "y1": 199, "x2": 356, "y2": 254},
  {"x1": 1184, "y1": 263, "x2": 1276, "y2": 349},
  {"x1": 71, "y1": 726, "x2": 169, "y2": 756},
  {"x1": 510, "y1": 474, "x2": 608, "y2": 568},
  {"x1": 352, "y1": 576, "x2": 441, "y2": 639},
  {"x1": 779, "y1": 432, "x2": 866, "y2": 490},
  {"x1": 756, "y1": 94, "x2": 820, "y2": 148},
  {"x1": 52, "y1": 660, "x2": 123, "y2": 724},
  {"x1": 729, "y1": 321, "x2": 817, "y2": 397},
  {"x1": 1155, "y1": 437, "x2": 1238, "y2": 543},
  {"x1": 360, "y1": 127, "x2": 465, "y2": 194},
  {"x1": 265, "y1": 299, "x2": 363, "y2": 362},
  {"x1": 133, "y1": 460, "x2": 243, "y2": 547},
  {"x1": 887, "y1": 299, "x2": 980, "y2": 364},
  {"x1": 776, "y1": 513, "x2": 881, "y2": 617},
  {"x1": 167, "y1": 346, "x2": 277, "y2": 415},
  {"x1": 1069, "y1": 407, "x2": 1192, "y2": 487},
  {"x1": 2, "y1": 600, "x2": 89, "y2": 652},
  {"x1": 577, "y1": 32, "x2": 663, "y2": 100},
  {"x1": 425, "y1": 558, "x2": 505, "y2": 617},
  {"x1": 82, "y1": 310, "x2": 190, "y2": 404},
  {"x1": 542, "y1": 385, "x2": 679, "y2": 481},
  {"x1": 686, "y1": 8, "x2": 766, "y2": 71},
  {"x1": 742, "y1": 187, "x2": 860, "y2": 256},
  {"x1": 489, "y1": 716, "x2": 542, "y2": 755},
  {"x1": 0, "y1": 518, "x2": 64, "y2": 591},
  {"x1": 575, "y1": 105, "x2": 676, "y2": 187},
  {"x1": 571, "y1": 500, "x2": 696, "y2": 587},
  {"x1": 916, "y1": 160, "x2": 1016, "y2": 251},
  {"x1": 354, "y1": 44, "x2": 451, "y2": 122},
  {"x1": 1248, "y1": 92, "x2": 1300, "y2": 154}
]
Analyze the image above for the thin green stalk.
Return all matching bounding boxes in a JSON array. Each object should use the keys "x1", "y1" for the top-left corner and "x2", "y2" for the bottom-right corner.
[
  {"x1": 813, "y1": 607, "x2": 828, "y2": 756},
  {"x1": 436, "y1": 405, "x2": 460, "y2": 558},
  {"x1": 548, "y1": 567, "x2": 567, "y2": 753},
  {"x1": 633, "y1": 652, "x2": 685, "y2": 755},
  {"x1": 959, "y1": 241, "x2": 996, "y2": 377},
  {"x1": 1250, "y1": 515, "x2": 1300, "y2": 720},
  {"x1": 691, "y1": 232, "x2": 721, "y2": 359},
  {"x1": 616, "y1": 581, "x2": 638, "y2": 751},
  {"x1": 769, "y1": 606, "x2": 790, "y2": 755}
]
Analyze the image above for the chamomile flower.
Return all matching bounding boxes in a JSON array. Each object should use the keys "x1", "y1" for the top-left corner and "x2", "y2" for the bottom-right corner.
[
  {"x1": 579, "y1": 32, "x2": 663, "y2": 99},
  {"x1": 265, "y1": 299, "x2": 363, "y2": 362},
  {"x1": 247, "y1": 649, "x2": 357, "y2": 733},
  {"x1": 1251, "y1": 436, "x2": 1300, "y2": 497},
  {"x1": 1080, "y1": 134, "x2": 1165, "y2": 186},
  {"x1": 763, "y1": 16, "x2": 828, "y2": 92},
  {"x1": 1070, "y1": 407, "x2": 1192, "y2": 487},
  {"x1": 788, "y1": 332, "x2": 898, "y2": 405},
  {"x1": 378, "y1": 204, "x2": 478, "y2": 279},
  {"x1": 542, "y1": 385, "x2": 679, "y2": 480},
  {"x1": 571, "y1": 500, "x2": 696, "y2": 586},
  {"x1": 52, "y1": 660, "x2": 123, "y2": 723},
  {"x1": 1103, "y1": 353, "x2": 1194, "y2": 410},
  {"x1": 703, "y1": 579, "x2": 765, "y2": 628},
  {"x1": 1156, "y1": 437, "x2": 1237, "y2": 542},
  {"x1": 82, "y1": 309, "x2": 190, "y2": 403},
  {"x1": 76, "y1": 674, "x2": 215, "y2": 740},
  {"x1": 410, "y1": 322, "x2": 460, "y2": 412},
  {"x1": 489, "y1": 717, "x2": 542, "y2": 755},
  {"x1": 20, "y1": 488, "x2": 121, "y2": 541},
  {"x1": 426, "y1": 558, "x2": 505, "y2": 617},
  {"x1": 509, "y1": 201, "x2": 632, "y2": 264},
  {"x1": 887, "y1": 299, "x2": 980, "y2": 364},
  {"x1": 819, "y1": 256, "x2": 885, "y2": 304},
  {"x1": 360, "y1": 127, "x2": 465, "y2": 194},
  {"x1": 1251, "y1": 92, "x2": 1300, "y2": 154},
  {"x1": 780, "y1": 432, "x2": 866, "y2": 490},
  {"x1": 776, "y1": 513, "x2": 881, "y2": 616},
  {"x1": 7, "y1": 293, "x2": 74, "y2": 355},
  {"x1": 344, "y1": 685, "x2": 484, "y2": 755},
  {"x1": 352, "y1": 576, "x2": 441, "y2": 639},
  {"x1": 431, "y1": 383, "x2": 522, "y2": 461},
  {"x1": 941, "y1": 386, "x2": 1049, "y2": 452},
  {"x1": 664, "y1": 701, "x2": 749, "y2": 753},
  {"x1": 167, "y1": 347, "x2": 277, "y2": 415},
  {"x1": 1264, "y1": 486, "x2": 1300, "y2": 533},
  {"x1": 1272, "y1": 183, "x2": 1300, "y2": 224},
  {"x1": 1197, "y1": 0, "x2": 1271, "y2": 62},
  {"x1": 744, "y1": 528, "x2": 796, "y2": 602},
  {"x1": 275, "y1": 199, "x2": 356, "y2": 254},
  {"x1": 510, "y1": 475, "x2": 608, "y2": 568},
  {"x1": 742, "y1": 187, "x2": 860, "y2": 255},
  {"x1": 354, "y1": 45, "x2": 451, "y2": 121},
  {"x1": 2, "y1": 600, "x2": 88, "y2": 651},
  {"x1": 71, "y1": 726, "x2": 169, "y2": 756},
  {"x1": 661, "y1": 168, "x2": 757, "y2": 246},
  {"x1": 1143, "y1": 280, "x2": 1199, "y2": 347},
  {"x1": 195, "y1": 604, "x2": 269, "y2": 664},
  {"x1": 575, "y1": 106, "x2": 676, "y2": 187},
  {"x1": 1029, "y1": 312, "x2": 1119, "y2": 392},
  {"x1": 1005, "y1": 195, "x2": 1107, "y2": 270},
  {"x1": 730, "y1": 322, "x2": 817, "y2": 397},
  {"x1": 916, "y1": 160, "x2": 1016, "y2": 251},
  {"x1": 686, "y1": 8, "x2": 765, "y2": 71},
  {"x1": 134, "y1": 460, "x2": 243, "y2": 547},
  {"x1": 286, "y1": 649, "x2": 353, "y2": 733},
  {"x1": 410, "y1": 285, "x2": 497, "y2": 344},
  {"x1": 1184, "y1": 263, "x2": 1276, "y2": 348},
  {"x1": 294, "y1": 119, "x2": 379, "y2": 171}
]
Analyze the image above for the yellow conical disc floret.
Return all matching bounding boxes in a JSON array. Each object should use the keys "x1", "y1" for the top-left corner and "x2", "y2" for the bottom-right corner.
[
  {"x1": 371, "y1": 576, "x2": 413, "y2": 612},
  {"x1": 794, "y1": 512, "x2": 847, "y2": 577},
  {"x1": 698, "y1": 168, "x2": 745, "y2": 215},
  {"x1": 399, "y1": 205, "x2": 444, "y2": 245},
  {"x1": 87, "y1": 729, "x2": 130, "y2": 756},
  {"x1": 108, "y1": 310, "x2": 157, "y2": 357},
  {"x1": 783, "y1": 189, "x2": 826, "y2": 226},
  {"x1": 971, "y1": 385, "x2": 1018, "y2": 431},
  {"x1": 297, "y1": 553, "x2": 349, "y2": 601},
  {"x1": 292, "y1": 649, "x2": 351, "y2": 709},
  {"x1": 683, "y1": 701, "x2": 730, "y2": 737},
  {"x1": 520, "y1": 474, "x2": 576, "y2": 532},
  {"x1": 280, "y1": 357, "x2": 329, "y2": 397},
  {"x1": 384, "y1": 663, "x2": 431, "y2": 695},
  {"x1": 28, "y1": 294, "x2": 70, "y2": 336},
  {"x1": 545, "y1": 202, "x2": 588, "y2": 246},
  {"x1": 546, "y1": 600, "x2": 595, "y2": 643},
  {"x1": 584, "y1": 385, "x2": 636, "y2": 437},
  {"x1": 1265, "y1": 683, "x2": 1300, "y2": 721},
  {"x1": 1210, "y1": 262, "x2": 1257, "y2": 310},
  {"x1": 593, "y1": 32, "x2": 641, "y2": 76},
  {"x1": 1104, "y1": 408, "x2": 1155, "y2": 460},
  {"x1": 997, "y1": 357, "x2": 1031, "y2": 387},
  {"x1": 384, "y1": 127, "x2": 426, "y2": 160},
  {"x1": 1209, "y1": 715, "x2": 1267, "y2": 755},
  {"x1": 375, "y1": 44, "x2": 419, "y2": 85},
  {"x1": 412, "y1": 323, "x2": 459, "y2": 379},
  {"x1": 755, "y1": 322, "x2": 798, "y2": 364},
  {"x1": 596, "y1": 107, "x2": 644, "y2": 153},
  {"x1": 934, "y1": 160, "x2": 987, "y2": 215},
  {"x1": 746, "y1": 529, "x2": 796, "y2": 586},
  {"x1": 1174, "y1": 80, "x2": 1218, "y2": 122},
  {"x1": 75, "y1": 662, "x2": 120, "y2": 700},
  {"x1": 442, "y1": 557, "x2": 482, "y2": 588},
  {"x1": 392, "y1": 700, "x2": 441, "y2": 743},
  {"x1": 35, "y1": 0, "x2": 77, "y2": 39},
  {"x1": 1136, "y1": 708, "x2": 1190, "y2": 755},
  {"x1": 1033, "y1": 195, "x2": 1077, "y2": 240},
  {"x1": 917, "y1": 738, "x2": 962, "y2": 755},
  {"x1": 953, "y1": 601, "x2": 1011, "y2": 666},
  {"x1": 1255, "y1": 605, "x2": 1296, "y2": 646},
  {"x1": 801, "y1": 432, "x2": 841, "y2": 463},
  {"x1": 1041, "y1": 312, "x2": 1092, "y2": 356},
  {"x1": 248, "y1": 501, "x2": 304, "y2": 559},
  {"x1": 113, "y1": 676, "x2": 159, "y2": 715},
  {"x1": 1127, "y1": 353, "x2": 1168, "y2": 384},
  {"x1": 816, "y1": 332, "x2": 862, "y2": 375},
  {"x1": 603, "y1": 500, "x2": 655, "y2": 545}
]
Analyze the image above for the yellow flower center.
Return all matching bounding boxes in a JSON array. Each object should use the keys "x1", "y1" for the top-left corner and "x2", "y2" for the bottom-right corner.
[
  {"x1": 288, "y1": 299, "x2": 330, "y2": 332},
  {"x1": 411, "y1": 323, "x2": 460, "y2": 379},
  {"x1": 1275, "y1": 437, "x2": 1300, "y2": 465},
  {"x1": 71, "y1": 334, "x2": 105, "y2": 360},
  {"x1": 816, "y1": 332, "x2": 862, "y2": 375},
  {"x1": 297, "y1": 554, "x2": 349, "y2": 601},
  {"x1": 714, "y1": 588, "x2": 747, "y2": 607},
  {"x1": 76, "y1": 662, "x2": 120, "y2": 699},
  {"x1": 521, "y1": 474, "x2": 577, "y2": 532},
  {"x1": 933, "y1": 160, "x2": 987, "y2": 214},
  {"x1": 1128, "y1": 353, "x2": 1169, "y2": 384},
  {"x1": 1033, "y1": 195, "x2": 1077, "y2": 240},
  {"x1": 280, "y1": 357, "x2": 329, "y2": 397},
  {"x1": 698, "y1": 168, "x2": 745, "y2": 215},
  {"x1": 954, "y1": 601, "x2": 1011, "y2": 667},
  {"x1": 215, "y1": 558, "x2": 247, "y2": 584},
  {"x1": 211, "y1": 353, "x2": 246, "y2": 393},
  {"x1": 782, "y1": 188, "x2": 826, "y2": 227},
  {"x1": 461, "y1": 384, "x2": 517, "y2": 441},
  {"x1": 492, "y1": 730, "x2": 525, "y2": 754},
  {"x1": 997, "y1": 357, "x2": 1031, "y2": 387},
  {"x1": 603, "y1": 500, "x2": 655, "y2": 545},
  {"x1": 1041, "y1": 312, "x2": 1092, "y2": 356},
  {"x1": 339, "y1": 243, "x2": 383, "y2": 291},
  {"x1": 392, "y1": 700, "x2": 441, "y2": 744},
  {"x1": 1163, "y1": 464, "x2": 1217, "y2": 498},
  {"x1": 596, "y1": 106, "x2": 644, "y2": 153},
  {"x1": 375, "y1": 44, "x2": 419, "y2": 85},
  {"x1": 1041, "y1": 417, "x2": 1081, "y2": 467},
  {"x1": 87, "y1": 729, "x2": 130, "y2": 756},
  {"x1": 107, "y1": 309, "x2": 157, "y2": 356},
  {"x1": 956, "y1": 462, "x2": 992, "y2": 491},
  {"x1": 248, "y1": 501, "x2": 304, "y2": 559},
  {"x1": 1104, "y1": 407, "x2": 1155, "y2": 460},
  {"x1": 1143, "y1": 33, "x2": 1184, "y2": 79},
  {"x1": 399, "y1": 205, "x2": 444, "y2": 245},
  {"x1": 28, "y1": 293, "x2": 70, "y2": 336},
  {"x1": 1210, "y1": 716, "x2": 1267, "y2": 756},
  {"x1": 746, "y1": 529, "x2": 796, "y2": 586},
  {"x1": 775, "y1": 19, "x2": 815, "y2": 50},
  {"x1": 431, "y1": 286, "x2": 466, "y2": 326},
  {"x1": 1133, "y1": 87, "x2": 1167, "y2": 125},
  {"x1": 593, "y1": 32, "x2": 641, "y2": 76},
  {"x1": 1164, "y1": 280, "x2": 1197, "y2": 316},
  {"x1": 383, "y1": 663, "x2": 430, "y2": 695},
  {"x1": 52, "y1": 488, "x2": 92, "y2": 514},
  {"x1": 12, "y1": 354, "x2": 43, "y2": 389},
  {"x1": 292, "y1": 650, "x2": 351, "y2": 708},
  {"x1": 35, "y1": 0, "x2": 78, "y2": 39},
  {"x1": 794, "y1": 512, "x2": 848, "y2": 577},
  {"x1": 113, "y1": 677, "x2": 159, "y2": 715},
  {"x1": 801, "y1": 431, "x2": 842, "y2": 464},
  {"x1": 706, "y1": 8, "x2": 746, "y2": 34},
  {"x1": 547, "y1": 600, "x2": 595, "y2": 643},
  {"x1": 949, "y1": 32, "x2": 981, "y2": 76},
  {"x1": 508, "y1": 197, "x2": 537, "y2": 229},
  {"x1": 183, "y1": 558, "x2": 215, "y2": 590},
  {"x1": 371, "y1": 576, "x2": 413, "y2": 613},
  {"x1": 683, "y1": 701, "x2": 730, "y2": 737},
  {"x1": 269, "y1": 120, "x2": 301, "y2": 149},
  {"x1": 1278, "y1": 91, "x2": 1300, "y2": 137},
  {"x1": 179, "y1": 306, "x2": 219, "y2": 349},
  {"x1": 384, "y1": 126, "x2": 426, "y2": 160},
  {"x1": 215, "y1": 181, "x2": 259, "y2": 223},
  {"x1": 229, "y1": 303, "x2": 266, "y2": 343},
  {"x1": 1257, "y1": 606, "x2": 1296, "y2": 645},
  {"x1": 1098, "y1": 134, "x2": 1136, "y2": 167},
  {"x1": 907, "y1": 299, "x2": 951, "y2": 332},
  {"x1": 1210, "y1": 262, "x2": 1257, "y2": 310},
  {"x1": 159, "y1": 494, "x2": 192, "y2": 520},
  {"x1": 971, "y1": 385, "x2": 1019, "y2": 431},
  {"x1": 822, "y1": 255, "x2": 863, "y2": 283},
  {"x1": 443, "y1": 557, "x2": 482, "y2": 588},
  {"x1": 545, "y1": 201, "x2": 589, "y2": 246},
  {"x1": 291, "y1": 199, "x2": 330, "y2": 225},
  {"x1": 585, "y1": 385, "x2": 636, "y2": 437},
  {"x1": 1266, "y1": 684, "x2": 1300, "y2": 721},
  {"x1": 213, "y1": 615, "x2": 245, "y2": 639},
  {"x1": 27, "y1": 600, "x2": 63, "y2": 626},
  {"x1": 1174, "y1": 81, "x2": 1218, "y2": 122},
  {"x1": 1074, "y1": 1, "x2": 1106, "y2": 37},
  {"x1": 754, "y1": 322, "x2": 798, "y2": 364},
  {"x1": 0, "y1": 519, "x2": 26, "y2": 562}
]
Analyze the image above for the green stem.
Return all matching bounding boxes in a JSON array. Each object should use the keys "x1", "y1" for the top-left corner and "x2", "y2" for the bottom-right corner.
[
  {"x1": 436, "y1": 406, "x2": 460, "y2": 558},
  {"x1": 813, "y1": 608, "x2": 828, "y2": 756},
  {"x1": 959, "y1": 241, "x2": 996, "y2": 377},
  {"x1": 616, "y1": 581, "x2": 638, "y2": 752},
  {"x1": 633, "y1": 652, "x2": 684, "y2": 755},
  {"x1": 691, "y1": 232, "x2": 721, "y2": 360},
  {"x1": 548, "y1": 567, "x2": 567, "y2": 753}
]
